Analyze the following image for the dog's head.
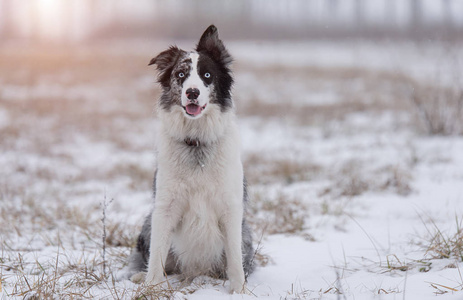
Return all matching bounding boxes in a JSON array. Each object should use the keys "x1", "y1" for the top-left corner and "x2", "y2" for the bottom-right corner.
[{"x1": 149, "y1": 25, "x2": 233, "y2": 120}]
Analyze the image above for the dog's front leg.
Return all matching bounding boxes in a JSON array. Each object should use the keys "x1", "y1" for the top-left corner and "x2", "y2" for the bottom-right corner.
[
  {"x1": 223, "y1": 205, "x2": 246, "y2": 294},
  {"x1": 145, "y1": 202, "x2": 178, "y2": 287}
]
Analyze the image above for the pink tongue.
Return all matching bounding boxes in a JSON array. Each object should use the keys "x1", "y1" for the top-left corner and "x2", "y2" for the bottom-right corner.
[{"x1": 186, "y1": 104, "x2": 201, "y2": 116}]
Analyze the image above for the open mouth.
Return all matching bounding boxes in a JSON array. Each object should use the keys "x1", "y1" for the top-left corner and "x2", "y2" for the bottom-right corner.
[{"x1": 184, "y1": 103, "x2": 207, "y2": 117}]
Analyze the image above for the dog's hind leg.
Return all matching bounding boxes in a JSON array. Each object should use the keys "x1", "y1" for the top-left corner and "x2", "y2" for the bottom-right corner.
[
  {"x1": 241, "y1": 179, "x2": 255, "y2": 278},
  {"x1": 116, "y1": 249, "x2": 146, "y2": 281}
]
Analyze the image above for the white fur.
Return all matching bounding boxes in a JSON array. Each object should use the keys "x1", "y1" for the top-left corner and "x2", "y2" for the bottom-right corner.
[
  {"x1": 145, "y1": 70, "x2": 246, "y2": 293},
  {"x1": 181, "y1": 53, "x2": 211, "y2": 119}
]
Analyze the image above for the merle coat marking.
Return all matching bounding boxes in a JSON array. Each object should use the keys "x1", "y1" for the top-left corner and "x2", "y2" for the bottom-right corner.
[{"x1": 123, "y1": 25, "x2": 254, "y2": 294}]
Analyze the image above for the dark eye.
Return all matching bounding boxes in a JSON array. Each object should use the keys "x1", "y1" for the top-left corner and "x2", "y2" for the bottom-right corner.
[
  {"x1": 204, "y1": 72, "x2": 211, "y2": 78},
  {"x1": 178, "y1": 72, "x2": 185, "y2": 78}
]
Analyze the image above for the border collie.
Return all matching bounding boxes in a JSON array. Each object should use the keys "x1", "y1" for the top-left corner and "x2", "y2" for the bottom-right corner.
[{"x1": 123, "y1": 25, "x2": 254, "y2": 294}]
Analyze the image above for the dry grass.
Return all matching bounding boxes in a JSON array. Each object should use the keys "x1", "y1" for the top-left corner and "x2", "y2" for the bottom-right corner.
[
  {"x1": 248, "y1": 190, "x2": 309, "y2": 236},
  {"x1": 2, "y1": 256, "x2": 188, "y2": 299},
  {"x1": 0, "y1": 44, "x2": 158, "y2": 153},
  {"x1": 236, "y1": 62, "x2": 463, "y2": 138},
  {"x1": 0, "y1": 191, "x2": 140, "y2": 298},
  {"x1": 382, "y1": 254, "x2": 432, "y2": 275},
  {"x1": 375, "y1": 215, "x2": 463, "y2": 288},
  {"x1": 105, "y1": 222, "x2": 138, "y2": 248},
  {"x1": 244, "y1": 154, "x2": 322, "y2": 185},
  {"x1": 235, "y1": 65, "x2": 414, "y2": 127},
  {"x1": 0, "y1": 185, "x2": 138, "y2": 248},
  {"x1": 0, "y1": 177, "x2": 139, "y2": 298},
  {"x1": 239, "y1": 98, "x2": 388, "y2": 128},
  {"x1": 423, "y1": 217, "x2": 463, "y2": 261},
  {"x1": 319, "y1": 161, "x2": 412, "y2": 199},
  {"x1": 410, "y1": 83, "x2": 463, "y2": 136}
]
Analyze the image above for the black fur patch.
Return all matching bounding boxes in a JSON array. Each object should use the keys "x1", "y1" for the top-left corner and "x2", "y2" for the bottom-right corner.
[
  {"x1": 196, "y1": 25, "x2": 233, "y2": 67},
  {"x1": 196, "y1": 25, "x2": 233, "y2": 112},
  {"x1": 197, "y1": 54, "x2": 233, "y2": 111},
  {"x1": 149, "y1": 25, "x2": 233, "y2": 113}
]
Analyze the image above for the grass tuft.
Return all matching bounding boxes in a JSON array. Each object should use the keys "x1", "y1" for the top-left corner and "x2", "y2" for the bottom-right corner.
[
  {"x1": 249, "y1": 191, "x2": 308, "y2": 236},
  {"x1": 409, "y1": 80, "x2": 463, "y2": 136},
  {"x1": 424, "y1": 216, "x2": 463, "y2": 261},
  {"x1": 244, "y1": 155, "x2": 322, "y2": 185},
  {"x1": 320, "y1": 161, "x2": 412, "y2": 199}
]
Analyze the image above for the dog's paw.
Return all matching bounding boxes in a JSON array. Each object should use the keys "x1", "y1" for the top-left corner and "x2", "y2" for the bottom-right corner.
[
  {"x1": 229, "y1": 281, "x2": 249, "y2": 294},
  {"x1": 230, "y1": 286, "x2": 251, "y2": 295},
  {"x1": 114, "y1": 268, "x2": 130, "y2": 282},
  {"x1": 144, "y1": 271, "x2": 164, "y2": 287},
  {"x1": 130, "y1": 272, "x2": 146, "y2": 284},
  {"x1": 242, "y1": 286, "x2": 253, "y2": 295}
]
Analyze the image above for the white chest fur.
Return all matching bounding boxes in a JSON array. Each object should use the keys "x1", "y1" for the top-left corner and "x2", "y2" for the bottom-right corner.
[{"x1": 153, "y1": 108, "x2": 244, "y2": 277}]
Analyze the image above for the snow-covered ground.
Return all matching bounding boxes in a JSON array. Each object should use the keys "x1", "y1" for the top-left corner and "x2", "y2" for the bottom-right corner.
[{"x1": 1, "y1": 39, "x2": 463, "y2": 299}]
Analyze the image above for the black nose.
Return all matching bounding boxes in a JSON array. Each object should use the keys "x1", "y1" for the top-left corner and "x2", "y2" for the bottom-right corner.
[{"x1": 186, "y1": 88, "x2": 200, "y2": 100}]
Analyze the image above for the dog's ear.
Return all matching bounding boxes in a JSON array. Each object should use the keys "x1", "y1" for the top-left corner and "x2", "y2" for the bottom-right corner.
[
  {"x1": 148, "y1": 46, "x2": 183, "y2": 70},
  {"x1": 196, "y1": 25, "x2": 232, "y2": 66},
  {"x1": 149, "y1": 46, "x2": 185, "y2": 87}
]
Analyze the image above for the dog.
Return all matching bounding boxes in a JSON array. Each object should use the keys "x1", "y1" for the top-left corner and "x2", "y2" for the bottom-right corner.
[{"x1": 123, "y1": 25, "x2": 254, "y2": 294}]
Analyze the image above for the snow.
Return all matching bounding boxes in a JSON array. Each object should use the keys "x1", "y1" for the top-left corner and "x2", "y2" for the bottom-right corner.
[{"x1": 1, "y1": 39, "x2": 463, "y2": 299}]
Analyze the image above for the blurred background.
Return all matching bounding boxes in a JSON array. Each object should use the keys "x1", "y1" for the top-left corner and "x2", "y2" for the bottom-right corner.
[{"x1": 1, "y1": 0, "x2": 462, "y2": 42}]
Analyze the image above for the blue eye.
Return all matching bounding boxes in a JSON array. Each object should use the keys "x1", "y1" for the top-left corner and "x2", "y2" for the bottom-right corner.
[
  {"x1": 204, "y1": 73, "x2": 211, "y2": 78},
  {"x1": 178, "y1": 72, "x2": 185, "y2": 78}
]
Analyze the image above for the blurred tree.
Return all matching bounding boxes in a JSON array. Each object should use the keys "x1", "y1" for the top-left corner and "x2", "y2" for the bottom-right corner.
[
  {"x1": 385, "y1": 0, "x2": 396, "y2": 27},
  {"x1": 354, "y1": 0, "x2": 365, "y2": 28},
  {"x1": 410, "y1": 0, "x2": 422, "y2": 30},
  {"x1": 327, "y1": 0, "x2": 339, "y2": 24},
  {"x1": 443, "y1": 0, "x2": 453, "y2": 30}
]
